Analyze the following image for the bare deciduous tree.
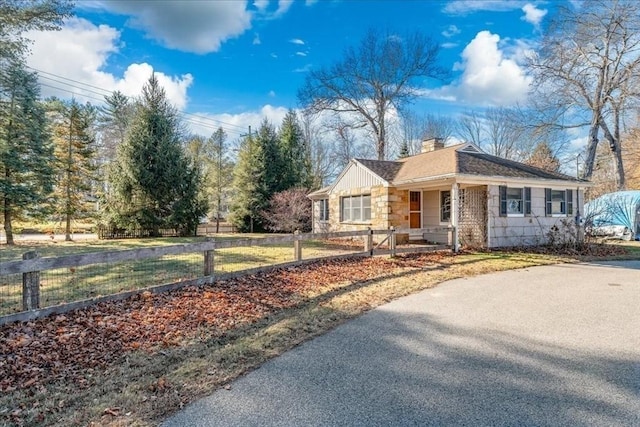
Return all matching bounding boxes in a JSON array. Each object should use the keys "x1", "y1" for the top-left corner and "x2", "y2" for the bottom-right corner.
[
  {"x1": 396, "y1": 111, "x2": 455, "y2": 156},
  {"x1": 455, "y1": 110, "x2": 484, "y2": 147},
  {"x1": 298, "y1": 28, "x2": 444, "y2": 160},
  {"x1": 527, "y1": 0, "x2": 640, "y2": 188}
]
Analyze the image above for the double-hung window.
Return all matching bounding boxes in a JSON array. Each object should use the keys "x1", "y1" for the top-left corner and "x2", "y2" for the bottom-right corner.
[
  {"x1": 545, "y1": 189, "x2": 573, "y2": 216},
  {"x1": 340, "y1": 195, "x2": 371, "y2": 222},
  {"x1": 318, "y1": 199, "x2": 329, "y2": 221},
  {"x1": 499, "y1": 186, "x2": 531, "y2": 216}
]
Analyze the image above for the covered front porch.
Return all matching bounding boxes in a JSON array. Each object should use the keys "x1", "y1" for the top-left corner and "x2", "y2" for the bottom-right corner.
[{"x1": 388, "y1": 182, "x2": 488, "y2": 249}]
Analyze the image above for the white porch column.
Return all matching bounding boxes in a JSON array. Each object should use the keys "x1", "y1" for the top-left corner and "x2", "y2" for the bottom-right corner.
[{"x1": 451, "y1": 183, "x2": 459, "y2": 252}]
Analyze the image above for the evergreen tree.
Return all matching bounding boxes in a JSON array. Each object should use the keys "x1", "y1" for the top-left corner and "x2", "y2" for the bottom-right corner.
[
  {"x1": 278, "y1": 110, "x2": 307, "y2": 189},
  {"x1": 49, "y1": 99, "x2": 97, "y2": 241},
  {"x1": 0, "y1": 0, "x2": 73, "y2": 65},
  {"x1": 398, "y1": 141, "x2": 410, "y2": 158},
  {"x1": 185, "y1": 129, "x2": 234, "y2": 232},
  {"x1": 104, "y1": 75, "x2": 206, "y2": 236},
  {"x1": 524, "y1": 142, "x2": 561, "y2": 173},
  {"x1": 259, "y1": 119, "x2": 284, "y2": 195},
  {"x1": 0, "y1": 63, "x2": 53, "y2": 245},
  {"x1": 97, "y1": 90, "x2": 132, "y2": 163},
  {"x1": 229, "y1": 131, "x2": 266, "y2": 232}
]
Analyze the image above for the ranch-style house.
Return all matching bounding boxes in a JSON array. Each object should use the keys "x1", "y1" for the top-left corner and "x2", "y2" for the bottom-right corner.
[{"x1": 308, "y1": 139, "x2": 589, "y2": 249}]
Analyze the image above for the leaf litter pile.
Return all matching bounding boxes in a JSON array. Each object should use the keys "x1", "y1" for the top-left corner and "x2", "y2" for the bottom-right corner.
[
  {"x1": 0, "y1": 253, "x2": 457, "y2": 425},
  {"x1": 0, "y1": 244, "x2": 631, "y2": 425}
]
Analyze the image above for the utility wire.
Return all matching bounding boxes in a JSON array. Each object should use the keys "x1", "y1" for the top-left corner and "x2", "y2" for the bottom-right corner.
[{"x1": 25, "y1": 65, "x2": 251, "y2": 136}]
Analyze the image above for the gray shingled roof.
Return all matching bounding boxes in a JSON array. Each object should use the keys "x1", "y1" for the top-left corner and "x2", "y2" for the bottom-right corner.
[
  {"x1": 354, "y1": 158, "x2": 404, "y2": 182},
  {"x1": 457, "y1": 151, "x2": 582, "y2": 182},
  {"x1": 354, "y1": 144, "x2": 584, "y2": 184}
]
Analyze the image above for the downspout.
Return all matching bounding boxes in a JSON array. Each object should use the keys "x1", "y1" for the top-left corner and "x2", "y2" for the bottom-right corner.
[
  {"x1": 451, "y1": 183, "x2": 459, "y2": 252},
  {"x1": 486, "y1": 186, "x2": 491, "y2": 248}
]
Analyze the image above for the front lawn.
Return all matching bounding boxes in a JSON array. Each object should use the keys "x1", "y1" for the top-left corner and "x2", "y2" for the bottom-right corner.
[{"x1": 0, "y1": 242, "x2": 637, "y2": 426}]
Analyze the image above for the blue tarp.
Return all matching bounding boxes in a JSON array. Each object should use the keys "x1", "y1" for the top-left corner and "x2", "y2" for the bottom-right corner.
[{"x1": 584, "y1": 191, "x2": 640, "y2": 240}]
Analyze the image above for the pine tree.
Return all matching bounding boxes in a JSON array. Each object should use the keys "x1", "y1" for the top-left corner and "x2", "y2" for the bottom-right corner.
[
  {"x1": 278, "y1": 110, "x2": 307, "y2": 189},
  {"x1": 399, "y1": 141, "x2": 410, "y2": 158},
  {"x1": 0, "y1": 63, "x2": 54, "y2": 245},
  {"x1": 524, "y1": 142, "x2": 561, "y2": 173},
  {"x1": 0, "y1": 0, "x2": 73, "y2": 66},
  {"x1": 103, "y1": 75, "x2": 206, "y2": 236},
  {"x1": 229, "y1": 131, "x2": 266, "y2": 232},
  {"x1": 49, "y1": 99, "x2": 97, "y2": 241},
  {"x1": 185, "y1": 128, "x2": 234, "y2": 232},
  {"x1": 97, "y1": 91, "x2": 132, "y2": 163}
]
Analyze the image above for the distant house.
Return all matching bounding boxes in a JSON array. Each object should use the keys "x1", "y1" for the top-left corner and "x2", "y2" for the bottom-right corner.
[{"x1": 308, "y1": 139, "x2": 589, "y2": 249}]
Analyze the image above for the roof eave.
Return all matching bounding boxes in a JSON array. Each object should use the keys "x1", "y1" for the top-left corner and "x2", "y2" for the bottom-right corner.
[{"x1": 392, "y1": 173, "x2": 593, "y2": 188}]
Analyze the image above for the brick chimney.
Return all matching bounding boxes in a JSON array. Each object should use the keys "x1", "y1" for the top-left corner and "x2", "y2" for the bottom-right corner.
[{"x1": 421, "y1": 137, "x2": 445, "y2": 153}]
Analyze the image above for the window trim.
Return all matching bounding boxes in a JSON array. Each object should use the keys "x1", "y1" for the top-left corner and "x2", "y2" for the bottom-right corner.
[
  {"x1": 340, "y1": 194, "x2": 371, "y2": 223},
  {"x1": 545, "y1": 188, "x2": 570, "y2": 217},
  {"x1": 499, "y1": 186, "x2": 530, "y2": 217},
  {"x1": 318, "y1": 199, "x2": 329, "y2": 222}
]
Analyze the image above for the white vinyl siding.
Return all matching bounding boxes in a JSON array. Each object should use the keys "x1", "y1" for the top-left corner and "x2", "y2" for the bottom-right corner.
[{"x1": 332, "y1": 163, "x2": 385, "y2": 191}]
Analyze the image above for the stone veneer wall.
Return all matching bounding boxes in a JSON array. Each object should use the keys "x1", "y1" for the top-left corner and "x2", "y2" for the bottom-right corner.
[{"x1": 326, "y1": 186, "x2": 410, "y2": 238}]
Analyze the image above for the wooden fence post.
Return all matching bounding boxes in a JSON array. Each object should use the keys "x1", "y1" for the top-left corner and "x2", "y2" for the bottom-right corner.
[
  {"x1": 204, "y1": 239, "x2": 215, "y2": 276},
  {"x1": 22, "y1": 251, "x2": 40, "y2": 311},
  {"x1": 364, "y1": 227, "x2": 374, "y2": 256},
  {"x1": 294, "y1": 230, "x2": 302, "y2": 262},
  {"x1": 390, "y1": 227, "x2": 397, "y2": 258}
]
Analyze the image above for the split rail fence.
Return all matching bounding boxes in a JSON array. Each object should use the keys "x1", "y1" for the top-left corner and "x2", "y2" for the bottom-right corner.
[{"x1": 0, "y1": 227, "x2": 453, "y2": 325}]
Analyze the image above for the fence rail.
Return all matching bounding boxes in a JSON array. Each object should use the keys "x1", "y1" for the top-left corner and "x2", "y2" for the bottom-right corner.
[{"x1": 0, "y1": 227, "x2": 454, "y2": 324}]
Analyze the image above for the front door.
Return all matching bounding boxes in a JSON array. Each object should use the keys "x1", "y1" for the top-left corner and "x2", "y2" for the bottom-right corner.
[{"x1": 409, "y1": 191, "x2": 421, "y2": 229}]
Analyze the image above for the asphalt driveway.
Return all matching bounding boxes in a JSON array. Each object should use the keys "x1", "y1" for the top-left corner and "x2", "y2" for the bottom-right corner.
[{"x1": 162, "y1": 260, "x2": 640, "y2": 427}]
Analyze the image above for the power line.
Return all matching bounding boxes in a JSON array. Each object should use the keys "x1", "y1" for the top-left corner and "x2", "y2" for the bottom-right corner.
[
  {"x1": 25, "y1": 65, "x2": 251, "y2": 136},
  {"x1": 37, "y1": 81, "x2": 246, "y2": 137}
]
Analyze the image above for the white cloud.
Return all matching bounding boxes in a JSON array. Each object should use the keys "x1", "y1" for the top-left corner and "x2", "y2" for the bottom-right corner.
[
  {"x1": 442, "y1": 24, "x2": 461, "y2": 38},
  {"x1": 305, "y1": 0, "x2": 319, "y2": 5},
  {"x1": 296, "y1": 51, "x2": 307, "y2": 57},
  {"x1": 25, "y1": 17, "x2": 193, "y2": 110},
  {"x1": 521, "y1": 3, "x2": 547, "y2": 27},
  {"x1": 426, "y1": 31, "x2": 531, "y2": 106},
  {"x1": 268, "y1": 90, "x2": 276, "y2": 97},
  {"x1": 187, "y1": 105, "x2": 289, "y2": 139},
  {"x1": 274, "y1": 0, "x2": 294, "y2": 17},
  {"x1": 253, "y1": 33, "x2": 261, "y2": 45},
  {"x1": 253, "y1": 0, "x2": 269, "y2": 12},
  {"x1": 93, "y1": 1, "x2": 252, "y2": 54},
  {"x1": 443, "y1": 0, "x2": 526, "y2": 15},
  {"x1": 293, "y1": 64, "x2": 313, "y2": 73},
  {"x1": 289, "y1": 38, "x2": 305, "y2": 45},
  {"x1": 442, "y1": 42, "x2": 459, "y2": 49}
]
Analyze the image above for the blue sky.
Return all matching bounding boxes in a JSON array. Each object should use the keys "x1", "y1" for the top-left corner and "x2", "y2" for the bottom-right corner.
[{"x1": 24, "y1": 0, "x2": 565, "y2": 143}]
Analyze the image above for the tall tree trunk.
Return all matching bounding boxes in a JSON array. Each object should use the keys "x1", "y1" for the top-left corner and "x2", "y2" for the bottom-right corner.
[
  {"x1": 600, "y1": 115, "x2": 626, "y2": 190},
  {"x1": 4, "y1": 195, "x2": 14, "y2": 246},
  {"x1": 65, "y1": 116, "x2": 73, "y2": 241},
  {"x1": 582, "y1": 113, "x2": 601, "y2": 180},
  {"x1": 376, "y1": 107, "x2": 386, "y2": 160}
]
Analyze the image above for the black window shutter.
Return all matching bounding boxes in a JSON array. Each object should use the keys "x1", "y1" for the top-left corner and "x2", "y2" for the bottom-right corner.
[
  {"x1": 524, "y1": 187, "x2": 531, "y2": 215},
  {"x1": 545, "y1": 188, "x2": 552, "y2": 216},
  {"x1": 566, "y1": 189, "x2": 573, "y2": 216},
  {"x1": 499, "y1": 186, "x2": 507, "y2": 217}
]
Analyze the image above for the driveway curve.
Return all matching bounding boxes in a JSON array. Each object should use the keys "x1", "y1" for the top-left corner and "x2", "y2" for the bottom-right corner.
[{"x1": 162, "y1": 261, "x2": 640, "y2": 427}]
